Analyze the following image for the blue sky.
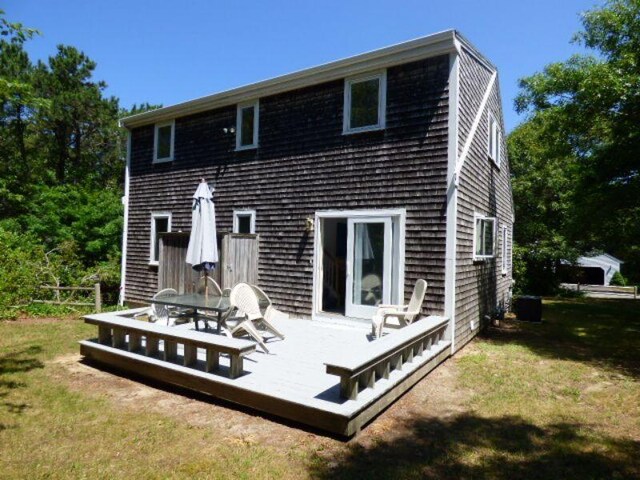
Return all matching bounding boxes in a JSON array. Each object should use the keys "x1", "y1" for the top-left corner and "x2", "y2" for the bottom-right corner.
[{"x1": 6, "y1": 0, "x2": 600, "y2": 132}]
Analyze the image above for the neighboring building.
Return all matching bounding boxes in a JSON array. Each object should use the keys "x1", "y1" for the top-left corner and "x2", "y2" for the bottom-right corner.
[
  {"x1": 119, "y1": 30, "x2": 514, "y2": 354},
  {"x1": 577, "y1": 253, "x2": 623, "y2": 285}
]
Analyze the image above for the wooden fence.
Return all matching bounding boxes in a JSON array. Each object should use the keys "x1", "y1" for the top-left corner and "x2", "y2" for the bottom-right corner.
[
  {"x1": 158, "y1": 232, "x2": 258, "y2": 292},
  {"x1": 576, "y1": 283, "x2": 638, "y2": 299},
  {"x1": 34, "y1": 283, "x2": 102, "y2": 311}
]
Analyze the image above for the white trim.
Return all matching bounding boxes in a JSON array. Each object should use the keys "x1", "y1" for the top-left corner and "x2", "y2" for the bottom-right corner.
[
  {"x1": 473, "y1": 213, "x2": 496, "y2": 260},
  {"x1": 149, "y1": 212, "x2": 172, "y2": 266},
  {"x1": 233, "y1": 209, "x2": 256, "y2": 234},
  {"x1": 121, "y1": 30, "x2": 462, "y2": 128},
  {"x1": 118, "y1": 131, "x2": 132, "y2": 306},
  {"x1": 235, "y1": 100, "x2": 259, "y2": 150},
  {"x1": 455, "y1": 71, "x2": 497, "y2": 177},
  {"x1": 444, "y1": 51, "x2": 460, "y2": 353},
  {"x1": 343, "y1": 71, "x2": 387, "y2": 134},
  {"x1": 312, "y1": 209, "x2": 406, "y2": 322},
  {"x1": 487, "y1": 111, "x2": 501, "y2": 167},
  {"x1": 153, "y1": 120, "x2": 175, "y2": 163},
  {"x1": 501, "y1": 224, "x2": 508, "y2": 275}
]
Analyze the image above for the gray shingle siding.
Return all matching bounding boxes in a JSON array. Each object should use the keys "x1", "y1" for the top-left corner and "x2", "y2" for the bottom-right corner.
[
  {"x1": 454, "y1": 47, "x2": 514, "y2": 352},
  {"x1": 125, "y1": 55, "x2": 451, "y2": 317}
]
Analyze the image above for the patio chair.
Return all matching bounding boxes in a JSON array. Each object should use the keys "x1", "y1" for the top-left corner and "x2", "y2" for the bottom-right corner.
[
  {"x1": 228, "y1": 283, "x2": 284, "y2": 353},
  {"x1": 134, "y1": 288, "x2": 178, "y2": 325},
  {"x1": 371, "y1": 279, "x2": 427, "y2": 339},
  {"x1": 250, "y1": 284, "x2": 288, "y2": 336},
  {"x1": 197, "y1": 276, "x2": 223, "y2": 296}
]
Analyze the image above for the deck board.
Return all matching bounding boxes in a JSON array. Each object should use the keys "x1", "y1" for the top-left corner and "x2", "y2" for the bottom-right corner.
[{"x1": 80, "y1": 315, "x2": 451, "y2": 435}]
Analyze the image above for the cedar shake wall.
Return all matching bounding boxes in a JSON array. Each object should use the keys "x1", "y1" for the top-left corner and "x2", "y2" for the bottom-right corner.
[
  {"x1": 125, "y1": 55, "x2": 451, "y2": 317},
  {"x1": 454, "y1": 47, "x2": 514, "y2": 352}
]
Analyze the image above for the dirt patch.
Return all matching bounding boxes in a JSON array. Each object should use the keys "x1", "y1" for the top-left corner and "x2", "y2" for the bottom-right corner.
[{"x1": 52, "y1": 348, "x2": 474, "y2": 452}]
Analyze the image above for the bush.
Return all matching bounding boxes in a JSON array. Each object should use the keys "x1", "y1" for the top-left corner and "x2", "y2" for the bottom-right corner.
[
  {"x1": 610, "y1": 271, "x2": 627, "y2": 286},
  {"x1": 0, "y1": 228, "x2": 45, "y2": 318}
]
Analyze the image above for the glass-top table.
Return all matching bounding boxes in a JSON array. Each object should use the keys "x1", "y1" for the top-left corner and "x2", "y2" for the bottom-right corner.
[{"x1": 150, "y1": 293, "x2": 231, "y2": 332}]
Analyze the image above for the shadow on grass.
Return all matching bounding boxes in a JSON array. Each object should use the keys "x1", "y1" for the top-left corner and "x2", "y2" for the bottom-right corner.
[
  {"x1": 311, "y1": 414, "x2": 640, "y2": 480},
  {"x1": 486, "y1": 298, "x2": 640, "y2": 378},
  {"x1": 0, "y1": 345, "x2": 44, "y2": 429}
]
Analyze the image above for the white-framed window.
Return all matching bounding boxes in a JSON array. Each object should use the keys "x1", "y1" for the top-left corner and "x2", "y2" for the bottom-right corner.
[
  {"x1": 501, "y1": 225, "x2": 508, "y2": 274},
  {"x1": 153, "y1": 120, "x2": 175, "y2": 163},
  {"x1": 233, "y1": 210, "x2": 256, "y2": 234},
  {"x1": 488, "y1": 112, "x2": 501, "y2": 167},
  {"x1": 343, "y1": 71, "x2": 387, "y2": 134},
  {"x1": 149, "y1": 212, "x2": 172, "y2": 265},
  {"x1": 473, "y1": 214, "x2": 496, "y2": 260},
  {"x1": 236, "y1": 100, "x2": 259, "y2": 150}
]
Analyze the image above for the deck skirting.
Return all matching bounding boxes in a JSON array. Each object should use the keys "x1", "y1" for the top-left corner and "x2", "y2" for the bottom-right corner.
[{"x1": 80, "y1": 336, "x2": 450, "y2": 436}]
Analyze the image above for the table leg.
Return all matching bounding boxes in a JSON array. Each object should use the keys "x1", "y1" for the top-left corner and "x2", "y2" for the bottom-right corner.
[
  {"x1": 194, "y1": 311, "x2": 200, "y2": 331},
  {"x1": 217, "y1": 311, "x2": 222, "y2": 334}
]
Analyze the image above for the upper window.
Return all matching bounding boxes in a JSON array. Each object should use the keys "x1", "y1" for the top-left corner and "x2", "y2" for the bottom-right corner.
[
  {"x1": 236, "y1": 100, "x2": 259, "y2": 150},
  {"x1": 233, "y1": 210, "x2": 256, "y2": 234},
  {"x1": 150, "y1": 212, "x2": 172, "y2": 265},
  {"x1": 501, "y1": 225, "x2": 508, "y2": 274},
  {"x1": 488, "y1": 112, "x2": 501, "y2": 166},
  {"x1": 474, "y1": 214, "x2": 495, "y2": 260},
  {"x1": 154, "y1": 121, "x2": 175, "y2": 163},
  {"x1": 343, "y1": 71, "x2": 386, "y2": 134}
]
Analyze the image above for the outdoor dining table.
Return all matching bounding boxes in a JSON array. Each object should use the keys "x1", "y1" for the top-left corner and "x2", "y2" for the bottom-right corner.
[{"x1": 150, "y1": 293, "x2": 231, "y2": 333}]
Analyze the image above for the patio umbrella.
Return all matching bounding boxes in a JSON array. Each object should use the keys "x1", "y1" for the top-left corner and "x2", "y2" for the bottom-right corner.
[{"x1": 186, "y1": 179, "x2": 219, "y2": 297}]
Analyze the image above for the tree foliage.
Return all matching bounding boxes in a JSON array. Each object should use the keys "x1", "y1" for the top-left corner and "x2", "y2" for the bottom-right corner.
[
  {"x1": 511, "y1": 0, "x2": 640, "y2": 292},
  {"x1": 0, "y1": 10, "x2": 157, "y2": 313}
]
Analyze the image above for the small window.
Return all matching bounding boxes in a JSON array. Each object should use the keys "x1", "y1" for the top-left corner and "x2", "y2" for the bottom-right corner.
[
  {"x1": 474, "y1": 214, "x2": 495, "y2": 260},
  {"x1": 236, "y1": 100, "x2": 259, "y2": 150},
  {"x1": 233, "y1": 210, "x2": 255, "y2": 234},
  {"x1": 501, "y1": 225, "x2": 508, "y2": 274},
  {"x1": 343, "y1": 71, "x2": 386, "y2": 134},
  {"x1": 150, "y1": 212, "x2": 172, "y2": 265},
  {"x1": 154, "y1": 121, "x2": 175, "y2": 163},
  {"x1": 488, "y1": 113, "x2": 501, "y2": 166}
]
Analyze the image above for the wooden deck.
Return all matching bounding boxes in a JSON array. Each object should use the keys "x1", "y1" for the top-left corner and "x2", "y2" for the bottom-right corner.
[{"x1": 80, "y1": 310, "x2": 451, "y2": 436}]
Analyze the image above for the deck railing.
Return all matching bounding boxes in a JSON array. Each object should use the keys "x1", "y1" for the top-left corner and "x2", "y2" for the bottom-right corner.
[
  {"x1": 83, "y1": 313, "x2": 256, "y2": 379},
  {"x1": 325, "y1": 315, "x2": 450, "y2": 400}
]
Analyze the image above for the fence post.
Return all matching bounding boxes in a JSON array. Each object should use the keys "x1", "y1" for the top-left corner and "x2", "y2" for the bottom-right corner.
[
  {"x1": 635, "y1": 286, "x2": 637, "y2": 300},
  {"x1": 94, "y1": 283, "x2": 102, "y2": 312}
]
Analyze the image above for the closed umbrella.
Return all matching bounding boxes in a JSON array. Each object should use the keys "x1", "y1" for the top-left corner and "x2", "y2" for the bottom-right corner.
[{"x1": 186, "y1": 179, "x2": 219, "y2": 297}]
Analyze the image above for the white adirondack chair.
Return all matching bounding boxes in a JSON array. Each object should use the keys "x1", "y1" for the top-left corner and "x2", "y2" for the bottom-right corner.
[
  {"x1": 134, "y1": 288, "x2": 178, "y2": 325},
  {"x1": 228, "y1": 283, "x2": 285, "y2": 353},
  {"x1": 371, "y1": 279, "x2": 427, "y2": 338}
]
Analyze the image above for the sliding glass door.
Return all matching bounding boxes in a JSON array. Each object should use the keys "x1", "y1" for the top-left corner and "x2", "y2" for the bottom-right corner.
[{"x1": 345, "y1": 217, "x2": 392, "y2": 319}]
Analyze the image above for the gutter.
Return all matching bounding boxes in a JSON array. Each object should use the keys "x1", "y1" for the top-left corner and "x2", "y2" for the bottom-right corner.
[{"x1": 118, "y1": 131, "x2": 131, "y2": 306}]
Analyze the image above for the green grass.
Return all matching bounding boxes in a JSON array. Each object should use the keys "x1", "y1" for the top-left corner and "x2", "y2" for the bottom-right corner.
[{"x1": 1, "y1": 299, "x2": 639, "y2": 479}]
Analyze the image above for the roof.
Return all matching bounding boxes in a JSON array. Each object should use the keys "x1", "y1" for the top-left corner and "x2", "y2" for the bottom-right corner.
[{"x1": 120, "y1": 30, "x2": 495, "y2": 129}]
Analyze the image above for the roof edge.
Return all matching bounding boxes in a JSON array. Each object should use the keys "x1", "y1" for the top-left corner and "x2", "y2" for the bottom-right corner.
[{"x1": 120, "y1": 29, "x2": 461, "y2": 128}]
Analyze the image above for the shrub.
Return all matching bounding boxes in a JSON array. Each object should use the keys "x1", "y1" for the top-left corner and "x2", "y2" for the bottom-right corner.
[
  {"x1": 610, "y1": 271, "x2": 627, "y2": 286},
  {"x1": 0, "y1": 227, "x2": 45, "y2": 318}
]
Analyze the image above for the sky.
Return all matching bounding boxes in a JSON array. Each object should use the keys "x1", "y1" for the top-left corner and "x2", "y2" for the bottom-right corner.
[{"x1": 6, "y1": 0, "x2": 601, "y2": 132}]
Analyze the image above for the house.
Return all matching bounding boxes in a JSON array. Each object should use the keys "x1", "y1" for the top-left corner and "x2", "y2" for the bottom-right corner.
[{"x1": 118, "y1": 29, "x2": 514, "y2": 356}]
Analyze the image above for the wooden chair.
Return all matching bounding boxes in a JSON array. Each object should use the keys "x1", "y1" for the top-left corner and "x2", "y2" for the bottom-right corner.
[
  {"x1": 371, "y1": 279, "x2": 427, "y2": 338},
  {"x1": 228, "y1": 283, "x2": 285, "y2": 353}
]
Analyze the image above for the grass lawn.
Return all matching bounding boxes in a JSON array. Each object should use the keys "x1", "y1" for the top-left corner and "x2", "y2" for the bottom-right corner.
[{"x1": 1, "y1": 298, "x2": 639, "y2": 479}]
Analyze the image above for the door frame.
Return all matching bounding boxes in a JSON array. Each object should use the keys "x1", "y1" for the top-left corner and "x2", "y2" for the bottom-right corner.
[{"x1": 312, "y1": 209, "x2": 406, "y2": 322}]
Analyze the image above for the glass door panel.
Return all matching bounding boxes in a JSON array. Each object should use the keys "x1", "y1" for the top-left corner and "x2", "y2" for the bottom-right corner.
[{"x1": 345, "y1": 217, "x2": 392, "y2": 319}]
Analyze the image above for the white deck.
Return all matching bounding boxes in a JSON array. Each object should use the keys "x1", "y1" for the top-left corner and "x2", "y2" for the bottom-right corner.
[{"x1": 80, "y1": 314, "x2": 451, "y2": 435}]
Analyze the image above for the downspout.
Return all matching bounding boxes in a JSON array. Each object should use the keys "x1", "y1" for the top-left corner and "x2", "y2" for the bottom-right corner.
[
  {"x1": 118, "y1": 129, "x2": 131, "y2": 306},
  {"x1": 444, "y1": 42, "x2": 461, "y2": 354}
]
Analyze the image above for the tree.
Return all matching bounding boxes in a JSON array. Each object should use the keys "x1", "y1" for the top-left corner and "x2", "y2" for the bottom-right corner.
[{"x1": 513, "y1": 0, "x2": 640, "y2": 286}]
